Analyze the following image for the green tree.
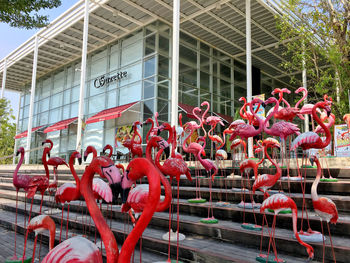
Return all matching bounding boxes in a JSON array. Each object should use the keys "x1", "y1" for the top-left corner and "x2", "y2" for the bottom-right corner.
[
  {"x1": 276, "y1": 0, "x2": 350, "y2": 121},
  {"x1": 0, "y1": 98, "x2": 16, "y2": 164},
  {"x1": 0, "y1": 0, "x2": 61, "y2": 29}
]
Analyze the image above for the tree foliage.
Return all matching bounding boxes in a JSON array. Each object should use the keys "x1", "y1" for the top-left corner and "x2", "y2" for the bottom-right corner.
[
  {"x1": 0, "y1": 98, "x2": 16, "y2": 164},
  {"x1": 277, "y1": 0, "x2": 350, "y2": 121},
  {"x1": 0, "y1": 0, "x2": 61, "y2": 29}
]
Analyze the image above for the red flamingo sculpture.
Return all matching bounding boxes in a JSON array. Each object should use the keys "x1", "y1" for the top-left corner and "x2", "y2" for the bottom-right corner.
[
  {"x1": 196, "y1": 136, "x2": 218, "y2": 224},
  {"x1": 291, "y1": 100, "x2": 332, "y2": 242},
  {"x1": 272, "y1": 88, "x2": 304, "y2": 122},
  {"x1": 238, "y1": 158, "x2": 261, "y2": 231},
  {"x1": 80, "y1": 155, "x2": 162, "y2": 262},
  {"x1": 310, "y1": 155, "x2": 338, "y2": 263},
  {"x1": 122, "y1": 121, "x2": 143, "y2": 158},
  {"x1": 252, "y1": 138, "x2": 281, "y2": 199},
  {"x1": 155, "y1": 124, "x2": 192, "y2": 261},
  {"x1": 258, "y1": 193, "x2": 314, "y2": 262},
  {"x1": 55, "y1": 151, "x2": 81, "y2": 242},
  {"x1": 11, "y1": 147, "x2": 31, "y2": 262},
  {"x1": 239, "y1": 97, "x2": 262, "y2": 126},
  {"x1": 102, "y1": 144, "x2": 113, "y2": 157}
]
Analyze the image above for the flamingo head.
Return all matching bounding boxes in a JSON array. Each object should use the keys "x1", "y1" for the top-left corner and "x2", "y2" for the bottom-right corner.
[
  {"x1": 295, "y1": 86, "x2": 306, "y2": 94},
  {"x1": 264, "y1": 96, "x2": 277, "y2": 106},
  {"x1": 27, "y1": 215, "x2": 55, "y2": 236},
  {"x1": 84, "y1": 145, "x2": 96, "y2": 161},
  {"x1": 70, "y1": 151, "x2": 82, "y2": 165},
  {"x1": 271, "y1": 88, "x2": 281, "y2": 95},
  {"x1": 42, "y1": 139, "x2": 53, "y2": 150},
  {"x1": 16, "y1": 147, "x2": 25, "y2": 156},
  {"x1": 239, "y1": 97, "x2": 246, "y2": 103},
  {"x1": 149, "y1": 135, "x2": 170, "y2": 158},
  {"x1": 281, "y1": 88, "x2": 291, "y2": 94},
  {"x1": 251, "y1": 97, "x2": 264, "y2": 107},
  {"x1": 262, "y1": 138, "x2": 280, "y2": 149},
  {"x1": 102, "y1": 144, "x2": 113, "y2": 156},
  {"x1": 309, "y1": 155, "x2": 318, "y2": 167}
]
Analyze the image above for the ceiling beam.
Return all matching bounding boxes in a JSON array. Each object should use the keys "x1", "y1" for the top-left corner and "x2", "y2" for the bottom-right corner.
[
  {"x1": 69, "y1": 26, "x2": 108, "y2": 44},
  {"x1": 90, "y1": 13, "x2": 130, "y2": 32}
]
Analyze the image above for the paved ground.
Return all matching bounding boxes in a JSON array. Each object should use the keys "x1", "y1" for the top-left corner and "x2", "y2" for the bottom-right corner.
[{"x1": 0, "y1": 224, "x2": 49, "y2": 263}]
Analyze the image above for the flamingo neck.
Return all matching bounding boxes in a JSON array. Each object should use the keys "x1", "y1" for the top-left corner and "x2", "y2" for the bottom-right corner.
[
  {"x1": 80, "y1": 164, "x2": 119, "y2": 262},
  {"x1": 292, "y1": 208, "x2": 313, "y2": 258},
  {"x1": 312, "y1": 102, "x2": 331, "y2": 148},
  {"x1": 146, "y1": 119, "x2": 154, "y2": 144},
  {"x1": 131, "y1": 125, "x2": 141, "y2": 145},
  {"x1": 250, "y1": 101, "x2": 263, "y2": 134},
  {"x1": 295, "y1": 88, "x2": 307, "y2": 109},
  {"x1": 264, "y1": 98, "x2": 279, "y2": 133},
  {"x1": 171, "y1": 127, "x2": 177, "y2": 158},
  {"x1": 69, "y1": 156, "x2": 80, "y2": 193},
  {"x1": 48, "y1": 224, "x2": 56, "y2": 250},
  {"x1": 42, "y1": 148, "x2": 50, "y2": 179},
  {"x1": 264, "y1": 146, "x2": 281, "y2": 180},
  {"x1": 13, "y1": 150, "x2": 24, "y2": 185},
  {"x1": 282, "y1": 97, "x2": 290, "y2": 108},
  {"x1": 193, "y1": 108, "x2": 202, "y2": 127},
  {"x1": 118, "y1": 159, "x2": 160, "y2": 262},
  {"x1": 311, "y1": 158, "x2": 321, "y2": 201},
  {"x1": 239, "y1": 99, "x2": 248, "y2": 120},
  {"x1": 182, "y1": 127, "x2": 194, "y2": 153}
]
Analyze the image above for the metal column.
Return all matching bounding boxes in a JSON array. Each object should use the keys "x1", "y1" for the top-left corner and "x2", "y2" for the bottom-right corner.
[
  {"x1": 246, "y1": 0, "x2": 253, "y2": 157},
  {"x1": 302, "y1": 54, "x2": 309, "y2": 132},
  {"x1": 171, "y1": 0, "x2": 180, "y2": 128},
  {"x1": 25, "y1": 35, "x2": 39, "y2": 164},
  {"x1": 1, "y1": 58, "x2": 7, "y2": 99},
  {"x1": 76, "y1": 0, "x2": 90, "y2": 153}
]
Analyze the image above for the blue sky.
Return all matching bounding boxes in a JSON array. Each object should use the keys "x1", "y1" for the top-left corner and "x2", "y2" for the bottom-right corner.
[{"x1": 1, "y1": 0, "x2": 78, "y2": 120}]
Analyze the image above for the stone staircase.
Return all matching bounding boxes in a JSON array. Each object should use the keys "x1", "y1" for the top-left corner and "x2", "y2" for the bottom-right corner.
[{"x1": 0, "y1": 164, "x2": 349, "y2": 262}]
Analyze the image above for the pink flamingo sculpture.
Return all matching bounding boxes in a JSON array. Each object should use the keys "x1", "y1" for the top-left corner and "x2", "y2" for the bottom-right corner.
[
  {"x1": 10, "y1": 147, "x2": 31, "y2": 262},
  {"x1": 239, "y1": 97, "x2": 262, "y2": 126},
  {"x1": 310, "y1": 155, "x2": 338, "y2": 263},
  {"x1": 27, "y1": 215, "x2": 102, "y2": 263},
  {"x1": 291, "y1": 100, "x2": 332, "y2": 242},
  {"x1": 55, "y1": 151, "x2": 82, "y2": 242},
  {"x1": 341, "y1": 113, "x2": 350, "y2": 138},
  {"x1": 155, "y1": 124, "x2": 192, "y2": 261},
  {"x1": 263, "y1": 96, "x2": 300, "y2": 180},
  {"x1": 272, "y1": 88, "x2": 304, "y2": 122},
  {"x1": 80, "y1": 155, "x2": 162, "y2": 262},
  {"x1": 298, "y1": 87, "x2": 323, "y2": 130},
  {"x1": 257, "y1": 193, "x2": 314, "y2": 262},
  {"x1": 228, "y1": 98, "x2": 264, "y2": 143},
  {"x1": 183, "y1": 122, "x2": 206, "y2": 203},
  {"x1": 314, "y1": 113, "x2": 336, "y2": 181},
  {"x1": 252, "y1": 138, "x2": 281, "y2": 199},
  {"x1": 196, "y1": 136, "x2": 218, "y2": 224},
  {"x1": 238, "y1": 159, "x2": 261, "y2": 231}
]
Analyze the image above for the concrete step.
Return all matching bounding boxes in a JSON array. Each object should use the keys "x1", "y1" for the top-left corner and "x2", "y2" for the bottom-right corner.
[{"x1": 0, "y1": 196, "x2": 327, "y2": 263}]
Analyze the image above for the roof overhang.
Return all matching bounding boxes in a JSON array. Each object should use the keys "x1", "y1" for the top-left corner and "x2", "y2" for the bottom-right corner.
[{"x1": 0, "y1": 0, "x2": 297, "y2": 93}]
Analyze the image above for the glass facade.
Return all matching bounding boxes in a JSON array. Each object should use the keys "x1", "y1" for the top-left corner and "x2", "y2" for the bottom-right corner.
[{"x1": 16, "y1": 20, "x2": 279, "y2": 163}]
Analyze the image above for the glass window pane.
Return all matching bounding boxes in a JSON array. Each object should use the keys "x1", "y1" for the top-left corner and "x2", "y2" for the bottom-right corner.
[
  {"x1": 110, "y1": 50, "x2": 119, "y2": 72},
  {"x1": 23, "y1": 105, "x2": 29, "y2": 118},
  {"x1": 144, "y1": 80, "x2": 155, "y2": 99},
  {"x1": 62, "y1": 105, "x2": 70, "y2": 119},
  {"x1": 121, "y1": 32, "x2": 143, "y2": 66},
  {"x1": 41, "y1": 77, "x2": 51, "y2": 98},
  {"x1": 145, "y1": 34, "x2": 156, "y2": 56},
  {"x1": 159, "y1": 35, "x2": 169, "y2": 55},
  {"x1": 71, "y1": 85, "x2": 79, "y2": 102},
  {"x1": 119, "y1": 63, "x2": 142, "y2": 87},
  {"x1": 158, "y1": 81, "x2": 169, "y2": 100},
  {"x1": 49, "y1": 108, "x2": 61, "y2": 123},
  {"x1": 64, "y1": 89, "x2": 71, "y2": 104},
  {"x1": 53, "y1": 71, "x2": 65, "y2": 94},
  {"x1": 107, "y1": 89, "x2": 117, "y2": 108},
  {"x1": 88, "y1": 93, "x2": 106, "y2": 115},
  {"x1": 50, "y1": 93, "x2": 63, "y2": 109},
  {"x1": 66, "y1": 67, "x2": 73, "y2": 89},
  {"x1": 158, "y1": 55, "x2": 169, "y2": 78},
  {"x1": 119, "y1": 82, "x2": 141, "y2": 104},
  {"x1": 90, "y1": 50, "x2": 107, "y2": 79},
  {"x1": 70, "y1": 102, "x2": 78, "y2": 118},
  {"x1": 143, "y1": 99, "x2": 154, "y2": 120},
  {"x1": 157, "y1": 99, "x2": 169, "y2": 122},
  {"x1": 144, "y1": 56, "x2": 156, "y2": 78},
  {"x1": 73, "y1": 63, "x2": 81, "y2": 86},
  {"x1": 40, "y1": 112, "x2": 48, "y2": 126}
]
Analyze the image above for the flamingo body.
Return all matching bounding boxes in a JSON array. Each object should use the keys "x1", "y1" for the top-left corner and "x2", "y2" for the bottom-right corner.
[
  {"x1": 291, "y1": 131, "x2": 323, "y2": 151},
  {"x1": 92, "y1": 178, "x2": 113, "y2": 203},
  {"x1": 122, "y1": 184, "x2": 149, "y2": 214}
]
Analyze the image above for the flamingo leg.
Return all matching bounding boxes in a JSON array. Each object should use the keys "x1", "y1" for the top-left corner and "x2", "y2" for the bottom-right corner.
[
  {"x1": 31, "y1": 235, "x2": 38, "y2": 263},
  {"x1": 21, "y1": 197, "x2": 34, "y2": 263},
  {"x1": 167, "y1": 178, "x2": 173, "y2": 261},
  {"x1": 176, "y1": 179, "x2": 180, "y2": 262},
  {"x1": 266, "y1": 215, "x2": 276, "y2": 261},
  {"x1": 59, "y1": 204, "x2": 64, "y2": 243},
  {"x1": 327, "y1": 222, "x2": 337, "y2": 263},
  {"x1": 320, "y1": 220, "x2": 325, "y2": 263},
  {"x1": 13, "y1": 190, "x2": 19, "y2": 259},
  {"x1": 66, "y1": 204, "x2": 70, "y2": 240}
]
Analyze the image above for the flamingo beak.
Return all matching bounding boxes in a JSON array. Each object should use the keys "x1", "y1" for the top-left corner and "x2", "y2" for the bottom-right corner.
[
  {"x1": 47, "y1": 153, "x2": 51, "y2": 159},
  {"x1": 42, "y1": 141, "x2": 45, "y2": 146},
  {"x1": 110, "y1": 182, "x2": 122, "y2": 204},
  {"x1": 78, "y1": 157, "x2": 82, "y2": 165},
  {"x1": 83, "y1": 154, "x2": 87, "y2": 162},
  {"x1": 309, "y1": 157, "x2": 314, "y2": 166},
  {"x1": 261, "y1": 102, "x2": 266, "y2": 108},
  {"x1": 16, "y1": 151, "x2": 20, "y2": 156}
]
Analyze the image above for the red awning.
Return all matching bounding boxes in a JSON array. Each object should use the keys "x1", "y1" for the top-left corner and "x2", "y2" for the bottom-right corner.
[
  {"x1": 14, "y1": 125, "x2": 44, "y2": 139},
  {"x1": 86, "y1": 101, "x2": 138, "y2": 124},
  {"x1": 214, "y1": 112, "x2": 233, "y2": 124},
  {"x1": 44, "y1": 117, "x2": 78, "y2": 133}
]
